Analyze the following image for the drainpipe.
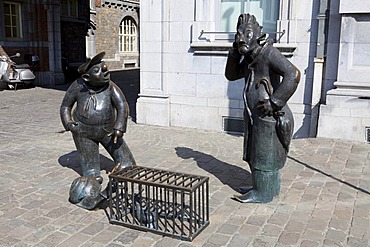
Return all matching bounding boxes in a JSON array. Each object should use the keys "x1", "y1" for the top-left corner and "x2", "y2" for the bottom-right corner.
[
  {"x1": 86, "y1": 0, "x2": 96, "y2": 58},
  {"x1": 309, "y1": 0, "x2": 330, "y2": 137}
]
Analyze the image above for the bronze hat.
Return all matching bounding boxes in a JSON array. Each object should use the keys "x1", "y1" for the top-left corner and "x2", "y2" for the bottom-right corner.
[{"x1": 77, "y1": 51, "x2": 106, "y2": 74}]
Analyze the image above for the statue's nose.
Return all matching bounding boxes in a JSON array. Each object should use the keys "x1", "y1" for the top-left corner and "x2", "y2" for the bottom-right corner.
[
  {"x1": 102, "y1": 63, "x2": 108, "y2": 72},
  {"x1": 237, "y1": 34, "x2": 245, "y2": 43}
]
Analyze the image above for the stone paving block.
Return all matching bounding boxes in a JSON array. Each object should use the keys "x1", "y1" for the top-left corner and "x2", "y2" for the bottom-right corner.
[
  {"x1": 328, "y1": 217, "x2": 351, "y2": 231},
  {"x1": 59, "y1": 223, "x2": 86, "y2": 234},
  {"x1": 351, "y1": 215, "x2": 369, "y2": 229},
  {"x1": 80, "y1": 241, "x2": 110, "y2": 247},
  {"x1": 349, "y1": 226, "x2": 368, "y2": 239},
  {"x1": 206, "y1": 233, "x2": 231, "y2": 246},
  {"x1": 45, "y1": 206, "x2": 71, "y2": 219},
  {"x1": 217, "y1": 223, "x2": 240, "y2": 235},
  {"x1": 306, "y1": 218, "x2": 328, "y2": 231},
  {"x1": 226, "y1": 214, "x2": 247, "y2": 225},
  {"x1": 353, "y1": 203, "x2": 370, "y2": 218},
  {"x1": 267, "y1": 213, "x2": 290, "y2": 226},
  {"x1": 17, "y1": 225, "x2": 57, "y2": 244},
  {"x1": 291, "y1": 181, "x2": 308, "y2": 190},
  {"x1": 301, "y1": 228, "x2": 325, "y2": 242},
  {"x1": 2, "y1": 207, "x2": 27, "y2": 219},
  {"x1": 290, "y1": 211, "x2": 311, "y2": 225},
  {"x1": 299, "y1": 239, "x2": 321, "y2": 247},
  {"x1": 25, "y1": 216, "x2": 52, "y2": 229},
  {"x1": 0, "y1": 236, "x2": 23, "y2": 247},
  {"x1": 37, "y1": 231, "x2": 70, "y2": 247},
  {"x1": 347, "y1": 236, "x2": 369, "y2": 247},
  {"x1": 238, "y1": 223, "x2": 261, "y2": 236},
  {"x1": 153, "y1": 236, "x2": 182, "y2": 247},
  {"x1": 6, "y1": 225, "x2": 36, "y2": 240},
  {"x1": 20, "y1": 199, "x2": 46, "y2": 210},
  {"x1": 131, "y1": 236, "x2": 159, "y2": 247},
  {"x1": 284, "y1": 220, "x2": 306, "y2": 234},
  {"x1": 246, "y1": 214, "x2": 269, "y2": 227},
  {"x1": 57, "y1": 233, "x2": 90, "y2": 247},
  {"x1": 261, "y1": 224, "x2": 283, "y2": 237},
  {"x1": 227, "y1": 234, "x2": 252, "y2": 247},
  {"x1": 277, "y1": 231, "x2": 300, "y2": 245},
  {"x1": 113, "y1": 229, "x2": 141, "y2": 245},
  {"x1": 251, "y1": 237, "x2": 275, "y2": 247},
  {"x1": 81, "y1": 222, "x2": 107, "y2": 236},
  {"x1": 90, "y1": 229, "x2": 122, "y2": 244},
  {"x1": 325, "y1": 228, "x2": 347, "y2": 243}
]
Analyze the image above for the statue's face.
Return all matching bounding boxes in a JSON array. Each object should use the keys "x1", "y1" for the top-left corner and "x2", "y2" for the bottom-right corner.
[
  {"x1": 86, "y1": 62, "x2": 110, "y2": 87},
  {"x1": 236, "y1": 23, "x2": 259, "y2": 55}
]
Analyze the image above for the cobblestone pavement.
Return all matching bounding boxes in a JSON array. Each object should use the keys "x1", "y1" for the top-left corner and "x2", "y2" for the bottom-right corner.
[{"x1": 0, "y1": 86, "x2": 369, "y2": 247}]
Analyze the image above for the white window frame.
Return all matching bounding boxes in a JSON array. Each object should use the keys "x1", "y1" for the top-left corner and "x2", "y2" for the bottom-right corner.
[
  {"x1": 4, "y1": 2, "x2": 22, "y2": 39},
  {"x1": 192, "y1": 0, "x2": 280, "y2": 45},
  {"x1": 219, "y1": 0, "x2": 279, "y2": 32},
  {"x1": 119, "y1": 17, "x2": 137, "y2": 53},
  {"x1": 61, "y1": 0, "x2": 78, "y2": 18}
]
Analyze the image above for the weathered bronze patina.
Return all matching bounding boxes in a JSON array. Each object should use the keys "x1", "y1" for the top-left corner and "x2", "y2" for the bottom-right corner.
[
  {"x1": 225, "y1": 14, "x2": 300, "y2": 203},
  {"x1": 60, "y1": 52, "x2": 136, "y2": 209}
]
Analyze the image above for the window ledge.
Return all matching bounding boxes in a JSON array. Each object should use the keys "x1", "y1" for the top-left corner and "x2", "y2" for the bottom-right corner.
[
  {"x1": 190, "y1": 42, "x2": 297, "y2": 57},
  {"x1": 190, "y1": 42, "x2": 231, "y2": 55}
]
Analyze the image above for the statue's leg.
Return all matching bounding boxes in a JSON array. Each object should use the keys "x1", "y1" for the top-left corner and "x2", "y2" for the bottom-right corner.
[
  {"x1": 238, "y1": 163, "x2": 255, "y2": 194},
  {"x1": 101, "y1": 135, "x2": 136, "y2": 173},
  {"x1": 73, "y1": 133, "x2": 101, "y2": 178},
  {"x1": 233, "y1": 169, "x2": 280, "y2": 203}
]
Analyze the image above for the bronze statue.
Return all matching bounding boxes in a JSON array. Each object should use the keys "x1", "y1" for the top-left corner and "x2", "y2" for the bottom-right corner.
[
  {"x1": 60, "y1": 52, "x2": 136, "y2": 209},
  {"x1": 225, "y1": 14, "x2": 300, "y2": 203}
]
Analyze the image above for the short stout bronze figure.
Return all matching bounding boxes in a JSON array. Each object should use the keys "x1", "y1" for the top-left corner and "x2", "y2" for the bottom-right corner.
[
  {"x1": 225, "y1": 14, "x2": 300, "y2": 203},
  {"x1": 60, "y1": 52, "x2": 136, "y2": 209}
]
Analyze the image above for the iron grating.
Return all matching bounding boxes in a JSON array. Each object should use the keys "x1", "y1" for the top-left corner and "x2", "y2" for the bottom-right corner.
[
  {"x1": 222, "y1": 117, "x2": 244, "y2": 133},
  {"x1": 365, "y1": 127, "x2": 370, "y2": 143}
]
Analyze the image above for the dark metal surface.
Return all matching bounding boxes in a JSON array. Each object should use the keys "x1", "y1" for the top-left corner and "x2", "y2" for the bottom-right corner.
[
  {"x1": 60, "y1": 52, "x2": 136, "y2": 210},
  {"x1": 108, "y1": 166, "x2": 209, "y2": 241},
  {"x1": 225, "y1": 14, "x2": 300, "y2": 203}
]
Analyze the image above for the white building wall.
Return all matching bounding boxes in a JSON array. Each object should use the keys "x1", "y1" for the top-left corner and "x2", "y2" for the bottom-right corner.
[
  {"x1": 318, "y1": 1, "x2": 370, "y2": 142},
  {"x1": 138, "y1": 0, "x2": 327, "y2": 137}
]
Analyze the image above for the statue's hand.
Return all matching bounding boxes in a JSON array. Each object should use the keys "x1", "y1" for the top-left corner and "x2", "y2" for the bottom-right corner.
[
  {"x1": 66, "y1": 121, "x2": 79, "y2": 133},
  {"x1": 257, "y1": 100, "x2": 274, "y2": 116},
  {"x1": 112, "y1": 129, "x2": 123, "y2": 144}
]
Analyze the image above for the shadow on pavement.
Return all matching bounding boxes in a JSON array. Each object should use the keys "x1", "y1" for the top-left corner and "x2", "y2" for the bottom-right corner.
[
  {"x1": 58, "y1": 150, "x2": 115, "y2": 176},
  {"x1": 175, "y1": 147, "x2": 252, "y2": 192},
  {"x1": 288, "y1": 155, "x2": 370, "y2": 195}
]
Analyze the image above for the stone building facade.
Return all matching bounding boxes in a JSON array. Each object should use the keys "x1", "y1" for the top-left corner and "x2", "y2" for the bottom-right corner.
[
  {"x1": 0, "y1": 0, "x2": 90, "y2": 85},
  {"x1": 90, "y1": 0, "x2": 139, "y2": 70},
  {"x1": 318, "y1": 1, "x2": 370, "y2": 142},
  {"x1": 137, "y1": 0, "x2": 370, "y2": 142}
]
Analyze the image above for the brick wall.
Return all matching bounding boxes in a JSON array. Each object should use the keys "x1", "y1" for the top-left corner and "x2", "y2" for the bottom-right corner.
[{"x1": 94, "y1": 3, "x2": 139, "y2": 70}]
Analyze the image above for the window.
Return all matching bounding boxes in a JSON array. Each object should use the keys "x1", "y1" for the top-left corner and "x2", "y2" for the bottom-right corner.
[
  {"x1": 119, "y1": 17, "x2": 137, "y2": 52},
  {"x1": 220, "y1": 0, "x2": 279, "y2": 34},
  {"x1": 4, "y1": 2, "x2": 22, "y2": 38},
  {"x1": 61, "y1": 0, "x2": 78, "y2": 17}
]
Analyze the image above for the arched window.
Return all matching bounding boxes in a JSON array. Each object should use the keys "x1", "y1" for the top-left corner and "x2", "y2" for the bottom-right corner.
[{"x1": 119, "y1": 17, "x2": 137, "y2": 52}]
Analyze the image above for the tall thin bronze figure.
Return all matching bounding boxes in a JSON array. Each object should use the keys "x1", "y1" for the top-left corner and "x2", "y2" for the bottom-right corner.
[{"x1": 225, "y1": 14, "x2": 300, "y2": 203}]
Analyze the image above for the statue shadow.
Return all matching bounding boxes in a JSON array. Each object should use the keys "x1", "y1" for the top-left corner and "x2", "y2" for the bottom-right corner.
[
  {"x1": 58, "y1": 151, "x2": 115, "y2": 176},
  {"x1": 175, "y1": 147, "x2": 252, "y2": 192}
]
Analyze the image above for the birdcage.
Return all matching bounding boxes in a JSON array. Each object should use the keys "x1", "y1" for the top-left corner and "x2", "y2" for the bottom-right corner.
[{"x1": 108, "y1": 166, "x2": 209, "y2": 241}]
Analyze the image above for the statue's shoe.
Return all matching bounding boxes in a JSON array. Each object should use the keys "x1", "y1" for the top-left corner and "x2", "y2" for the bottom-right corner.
[
  {"x1": 110, "y1": 162, "x2": 135, "y2": 174},
  {"x1": 238, "y1": 186, "x2": 253, "y2": 194},
  {"x1": 233, "y1": 189, "x2": 273, "y2": 203}
]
